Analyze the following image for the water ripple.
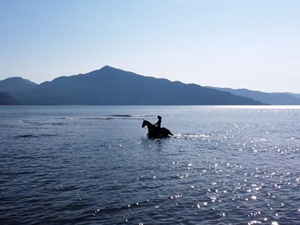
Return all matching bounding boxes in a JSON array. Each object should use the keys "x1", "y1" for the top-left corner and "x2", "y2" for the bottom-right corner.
[{"x1": 1, "y1": 106, "x2": 300, "y2": 224}]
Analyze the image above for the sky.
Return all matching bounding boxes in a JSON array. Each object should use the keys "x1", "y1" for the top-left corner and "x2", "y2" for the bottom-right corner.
[{"x1": 0, "y1": 0, "x2": 299, "y2": 93}]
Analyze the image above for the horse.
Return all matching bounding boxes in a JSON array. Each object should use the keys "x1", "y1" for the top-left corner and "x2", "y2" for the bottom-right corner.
[{"x1": 142, "y1": 120, "x2": 173, "y2": 138}]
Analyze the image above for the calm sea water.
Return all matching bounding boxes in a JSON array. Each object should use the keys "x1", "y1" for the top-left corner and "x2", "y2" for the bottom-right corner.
[{"x1": 0, "y1": 106, "x2": 300, "y2": 225}]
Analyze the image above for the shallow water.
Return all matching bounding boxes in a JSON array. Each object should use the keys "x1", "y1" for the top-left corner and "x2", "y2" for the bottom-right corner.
[{"x1": 0, "y1": 106, "x2": 300, "y2": 224}]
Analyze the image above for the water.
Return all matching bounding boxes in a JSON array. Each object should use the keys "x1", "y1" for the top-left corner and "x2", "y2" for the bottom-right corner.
[{"x1": 0, "y1": 106, "x2": 300, "y2": 225}]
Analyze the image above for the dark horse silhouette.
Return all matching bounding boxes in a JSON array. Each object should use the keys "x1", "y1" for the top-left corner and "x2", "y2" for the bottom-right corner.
[{"x1": 142, "y1": 120, "x2": 173, "y2": 138}]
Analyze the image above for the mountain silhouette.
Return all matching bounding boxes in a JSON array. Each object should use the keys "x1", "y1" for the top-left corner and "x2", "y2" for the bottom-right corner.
[
  {"x1": 0, "y1": 66, "x2": 263, "y2": 105},
  {"x1": 209, "y1": 87, "x2": 300, "y2": 105},
  {"x1": 0, "y1": 77, "x2": 38, "y2": 92},
  {"x1": 0, "y1": 92, "x2": 19, "y2": 105}
]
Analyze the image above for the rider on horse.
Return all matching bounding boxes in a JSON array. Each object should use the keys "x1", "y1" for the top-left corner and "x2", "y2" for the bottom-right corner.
[{"x1": 154, "y1": 115, "x2": 162, "y2": 129}]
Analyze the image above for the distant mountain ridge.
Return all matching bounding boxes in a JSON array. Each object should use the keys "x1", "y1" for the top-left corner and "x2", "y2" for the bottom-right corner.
[
  {"x1": 209, "y1": 87, "x2": 300, "y2": 105},
  {"x1": 0, "y1": 77, "x2": 38, "y2": 92},
  {"x1": 0, "y1": 77, "x2": 38, "y2": 104},
  {"x1": 0, "y1": 66, "x2": 263, "y2": 105}
]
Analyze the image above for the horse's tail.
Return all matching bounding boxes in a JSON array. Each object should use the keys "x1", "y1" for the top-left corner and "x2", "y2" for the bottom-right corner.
[{"x1": 168, "y1": 129, "x2": 173, "y2": 136}]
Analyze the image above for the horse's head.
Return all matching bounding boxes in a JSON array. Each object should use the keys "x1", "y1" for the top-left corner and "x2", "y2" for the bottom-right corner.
[
  {"x1": 142, "y1": 119, "x2": 146, "y2": 128},
  {"x1": 142, "y1": 120, "x2": 153, "y2": 130}
]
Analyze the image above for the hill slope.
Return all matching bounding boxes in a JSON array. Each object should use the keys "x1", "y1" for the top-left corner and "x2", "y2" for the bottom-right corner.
[
  {"x1": 209, "y1": 87, "x2": 300, "y2": 105},
  {"x1": 285, "y1": 93, "x2": 300, "y2": 100},
  {"x1": 0, "y1": 92, "x2": 19, "y2": 105}
]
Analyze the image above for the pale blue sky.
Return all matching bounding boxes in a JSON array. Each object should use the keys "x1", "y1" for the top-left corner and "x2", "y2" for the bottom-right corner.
[{"x1": 0, "y1": 0, "x2": 299, "y2": 92}]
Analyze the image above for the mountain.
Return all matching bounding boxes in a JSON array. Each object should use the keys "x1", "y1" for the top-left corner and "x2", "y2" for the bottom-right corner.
[
  {"x1": 285, "y1": 93, "x2": 300, "y2": 100},
  {"x1": 0, "y1": 77, "x2": 38, "y2": 92},
  {"x1": 0, "y1": 92, "x2": 19, "y2": 105},
  {"x1": 208, "y1": 87, "x2": 300, "y2": 105},
  {"x1": 0, "y1": 66, "x2": 263, "y2": 105}
]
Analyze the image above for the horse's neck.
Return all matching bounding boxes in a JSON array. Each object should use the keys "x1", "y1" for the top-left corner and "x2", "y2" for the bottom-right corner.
[
  {"x1": 145, "y1": 121, "x2": 153, "y2": 128},
  {"x1": 145, "y1": 120, "x2": 154, "y2": 130}
]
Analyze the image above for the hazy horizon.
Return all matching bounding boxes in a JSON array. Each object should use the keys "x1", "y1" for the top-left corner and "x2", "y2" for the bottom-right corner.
[{"x1": 1, "y1": 0, "x2": 299, "y2": 93}]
